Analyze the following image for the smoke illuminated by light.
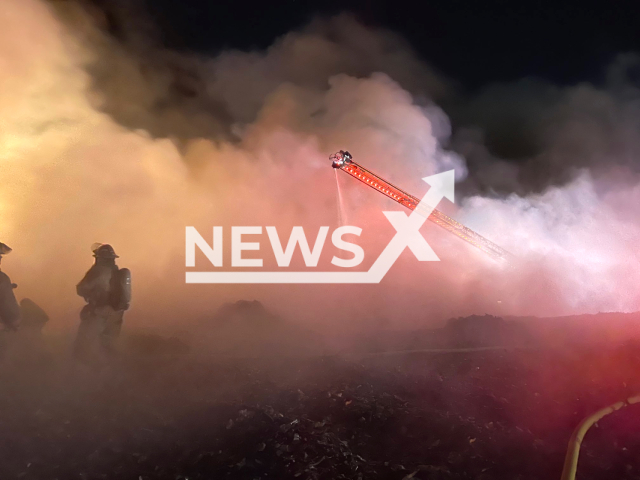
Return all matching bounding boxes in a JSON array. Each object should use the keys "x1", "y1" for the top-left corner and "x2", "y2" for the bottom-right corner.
[{"x1": 0, "y1": 0, "x2": 639, "y2": 333}]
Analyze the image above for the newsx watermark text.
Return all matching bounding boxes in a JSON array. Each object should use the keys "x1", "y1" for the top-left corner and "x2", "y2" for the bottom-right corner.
[{"x1": 185, "y1": 171, "x2": 455, "y2": 284}]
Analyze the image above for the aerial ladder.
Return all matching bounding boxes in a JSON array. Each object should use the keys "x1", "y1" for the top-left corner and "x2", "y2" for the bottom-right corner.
[{"x1": 330, "y1": 150, "x2": 511, "y2": 261}]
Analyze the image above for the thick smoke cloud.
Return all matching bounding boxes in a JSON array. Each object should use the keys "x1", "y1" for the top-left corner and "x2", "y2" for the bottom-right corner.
[
  {"x1": 453, "y1": 54, "x2": 640, "y2": 195},
  {"x1": 54, "y1": 1, "x2": 449, "y2": 146},
  {"x1": 1, "y1": 0, "x2": 639, "y2": 336}
]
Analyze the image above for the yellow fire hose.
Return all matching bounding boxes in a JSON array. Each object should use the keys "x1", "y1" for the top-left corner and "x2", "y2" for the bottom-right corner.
[{"x1": 561, "y1": 393, "x2": 640, "y2": 480}]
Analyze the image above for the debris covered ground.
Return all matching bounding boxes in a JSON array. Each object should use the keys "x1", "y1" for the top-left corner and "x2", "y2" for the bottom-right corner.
[{"x1": 1, "y1": 343, "x2": 640, "y2": 480}]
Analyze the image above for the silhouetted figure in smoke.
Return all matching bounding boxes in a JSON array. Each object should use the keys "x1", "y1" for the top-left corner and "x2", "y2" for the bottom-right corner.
[
  {"x1": 74, "y1": 244, "x2": 131, "y2": 365},
  {"x1": 19, "y1": 298, "x2": 48, "y2": 332},
  {"x1": 10, "y1": 298, "x2": 51, "y2": 366},
  {"x1": 0, "y1": 243, "x2": 21, "y2": 332}
]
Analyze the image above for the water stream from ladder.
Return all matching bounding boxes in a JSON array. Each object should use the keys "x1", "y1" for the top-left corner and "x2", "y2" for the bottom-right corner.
[{"x1": 334, "y1": 169, "x2": 347, "y2": 227}]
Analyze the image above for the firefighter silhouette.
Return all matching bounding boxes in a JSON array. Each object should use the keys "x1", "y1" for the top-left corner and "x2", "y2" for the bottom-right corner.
[
  {"x1": 0, "y1": 243, "x2": 21, "y2": 331},
  {"x1": 74, "y1": 243, "x2": 131, "y2": 364}
]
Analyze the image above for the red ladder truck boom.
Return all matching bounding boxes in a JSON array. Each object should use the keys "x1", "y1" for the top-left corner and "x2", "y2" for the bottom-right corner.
[{"x1": 330, "y1": 150, "x2": 511, "y2": 261}]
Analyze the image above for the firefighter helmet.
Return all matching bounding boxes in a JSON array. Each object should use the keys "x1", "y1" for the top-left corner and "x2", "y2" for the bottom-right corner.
[
  {"x1": 0, "y1": 243, "x2": 12, "y2": 256},
  {"x1": 92, "y1": 243, "x2": 119, "y2": 259}
]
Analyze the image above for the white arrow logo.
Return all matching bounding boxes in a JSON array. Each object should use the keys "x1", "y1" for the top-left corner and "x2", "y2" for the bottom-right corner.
[{"x1": 186, "y1": 170, "x2": 454, "y2": 284}]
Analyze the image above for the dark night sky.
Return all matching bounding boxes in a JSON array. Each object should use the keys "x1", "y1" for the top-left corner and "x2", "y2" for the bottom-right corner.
[{"x1": 139, "y1": 0, "x2": 640, "y2": 88}]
